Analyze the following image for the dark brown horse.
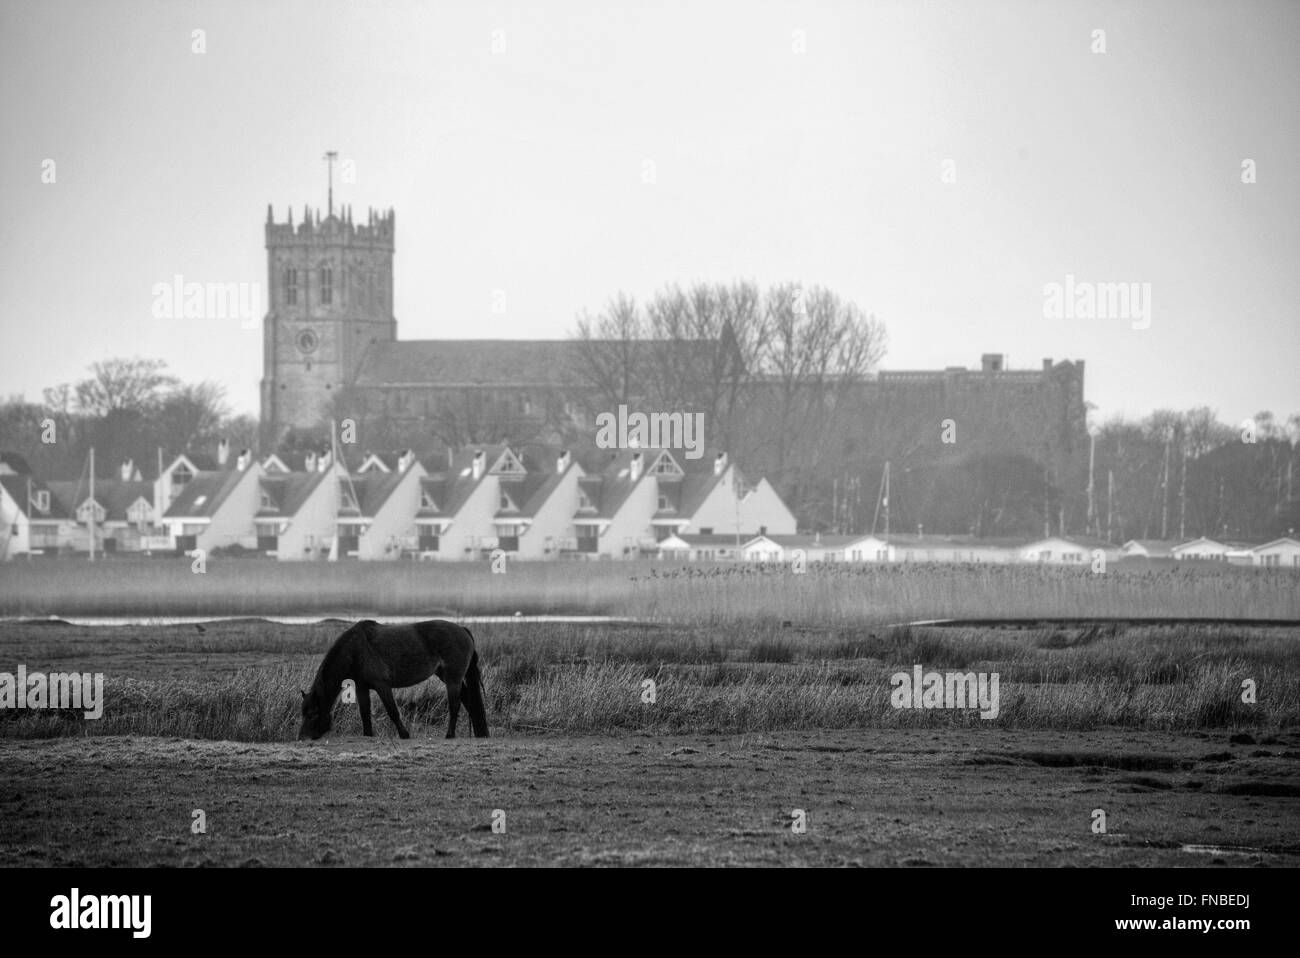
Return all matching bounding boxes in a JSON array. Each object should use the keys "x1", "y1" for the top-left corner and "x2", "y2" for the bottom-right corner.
[{"x1": 299, "y1": 619, "x2": 489, "y2": 740}]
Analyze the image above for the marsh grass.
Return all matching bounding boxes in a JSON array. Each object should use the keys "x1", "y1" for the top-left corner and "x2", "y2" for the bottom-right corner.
[
  {"x1": 2, "y1": 621, "x2": 1295, "y2": 740},
  {"x1": 2, "y1": 558, "x2": 1297, "y2": 622}
]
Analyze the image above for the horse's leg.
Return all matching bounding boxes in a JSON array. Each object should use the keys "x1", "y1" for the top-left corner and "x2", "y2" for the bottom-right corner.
[
  {"x1": 356, "y1": 680, "x2": 373, "y2": 736},
  {"x1": 374, "y1": 684, "x2": 410, "y2": 739},
  {"x1": 444, "y1": 680, "x2": 462, "y2": 739}
]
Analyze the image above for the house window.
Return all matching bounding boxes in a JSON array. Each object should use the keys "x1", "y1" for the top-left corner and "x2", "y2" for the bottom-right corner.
[
  {"x1": 260, "y1": 490, "x2": 275, "y2": 510},
  {"x1": 284, "y1": 268, "x2": 299, "y2": 305},
  {"x1": 173, "y1": 464, "x2": 192, "y2": 486},
  {"x1": 320, "y1": 266, "x2": 333, "y2": 305},
  {"x1": 699, "y1": 527, "x2": 713, "y2": 536},
  {"x1": 32, "y1": 490, "x2": 50, "y2": 513},
  {"x1": 499, "y1": 493, "x2": 516, "y2": 512},
  {"x1": 653, "y1": 456, "x2": 681, "y2": 476},
  {"x1": 578, "y1": 490, "x2": 594, "y2": 511},
  {"x1": 657, "y1": 494, "x2": 671, "y2": 511},
  {"x1": 420, "y1": 490, "x2": 437, "y2": 510}
]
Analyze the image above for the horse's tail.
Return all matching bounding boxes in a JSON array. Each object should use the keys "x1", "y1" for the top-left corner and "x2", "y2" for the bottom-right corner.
[{"x1": 461, "y1": 631, "x2": 490, "y2": 738}]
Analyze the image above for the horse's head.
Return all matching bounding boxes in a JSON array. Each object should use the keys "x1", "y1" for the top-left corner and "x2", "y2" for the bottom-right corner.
[
  {"x1": 298, "y1": 687, "x2": 332, "y2": 740},
  {"x1": 297, "y1": 619, "x2": 378, "y2": 740}
]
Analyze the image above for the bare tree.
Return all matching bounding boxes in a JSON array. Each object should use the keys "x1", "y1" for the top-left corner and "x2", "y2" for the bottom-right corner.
[{"x1": 75, "y1": 358, "x2": 177, "y2": 417}]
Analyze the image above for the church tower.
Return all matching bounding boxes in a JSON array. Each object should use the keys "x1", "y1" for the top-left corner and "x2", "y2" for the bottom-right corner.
[{"x1": 259, "y1": 181, "x2": 396, "y2": 448}]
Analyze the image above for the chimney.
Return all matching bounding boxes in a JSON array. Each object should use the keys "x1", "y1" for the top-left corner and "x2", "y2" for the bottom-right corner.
[
  {"x1": 556, "y1": 450, "x2": 571, "y2": 473},
  {"x1": 236, "y1": 449, "x2": 251, "y2": 471},
  {"x1": 980, "y1": 354, "x2": 1004, "y2": 373},
  {"x1": 120, "y1": 458, "x2": 135, "y2": 481},
  {"x1": 713, "y1": 452, "x2": 727, "y2": 476},
  {"x1": 216, "y1": 438, "x2": 230, "y2": 466},
  {"x1": 304, "y1": 452, "x2": 317, "y2": 472},
  {"x1": 471, "y1": 450, "x2": 485, "y2": 480},
  {"x1": 1042, "y1": 358, "x2": 1053, "y2": 371},
  {"x1": 318, "y1": 447, "x2": 332, "y2": 472},
  {"x1": 398, "y1": 449, "x2": 414, "y2": 472},
  {"x1": 630, "y1": 452, "x2": 643, "y2": 482}
]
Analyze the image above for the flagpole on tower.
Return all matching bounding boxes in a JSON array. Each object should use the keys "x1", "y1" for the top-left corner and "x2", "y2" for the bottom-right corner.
[{"x1": 324, "y1": 150, "x2": 338, "y2": 218}]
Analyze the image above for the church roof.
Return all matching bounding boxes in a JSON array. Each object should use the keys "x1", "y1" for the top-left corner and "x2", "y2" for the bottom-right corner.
[{"x1": 354, "y1": 340, "x2": 581, "y2": 388}]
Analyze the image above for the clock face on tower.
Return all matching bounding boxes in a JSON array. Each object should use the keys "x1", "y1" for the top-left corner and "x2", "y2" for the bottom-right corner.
[{"x1": 295, "y1": 328, "x2": 319, "y2": 355}]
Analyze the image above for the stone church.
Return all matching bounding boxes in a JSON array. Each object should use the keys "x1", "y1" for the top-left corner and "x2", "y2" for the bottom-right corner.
[
  {"x1": 259, "y1": 203, "x2": 603, "y2": 451},
  {"x1": 258, "y1": 198, "x2": 1090, "y2": 527}
]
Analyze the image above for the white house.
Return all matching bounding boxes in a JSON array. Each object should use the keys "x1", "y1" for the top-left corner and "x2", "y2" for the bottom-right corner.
[
  {"x1": 1250, "y1": 537, "x2": 1300, "y2": 568},
  {"x1": 844, "y1": 534, "x2": 1019, "y2": 564},
  {"x1": 46, "y1": 477, "x2": 158, "y2": 554},
  {"x1": 570, "y1": 448, "x2": 796, "y2": 560},
  {"x1": 1171, "y1": 537, "x2": 1230, "y2": 562},
  {"x1": 162, "y1": 449, "x2": 263, "y2": 553},
  {"x1": 413, "y1": 446, "x2": 536, "y2": 560},
  {"x1": 503, "y1": 450, "x2": 588, "y2": 560},
  {"x1": 657, "y1": 532, "x2": 751, "y2": 561},
  {"x1": 344, "y1": 454, "x2": 428, "y2": 560},
  {"x1": 1019, "y1": 536, "x2": 1120, "y2": 566},
  {"x1": 254, "y1": 451, "x2": 350, "y2": 559}
]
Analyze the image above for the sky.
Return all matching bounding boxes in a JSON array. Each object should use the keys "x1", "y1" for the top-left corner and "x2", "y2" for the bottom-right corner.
[{"x1": 1, "y1": 0, "x2": 1297, "y2": 426}]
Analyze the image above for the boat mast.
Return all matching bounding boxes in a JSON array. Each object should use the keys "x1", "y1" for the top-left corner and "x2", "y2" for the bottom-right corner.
[{"x1": 88, "y1": 446, "x2": 95, "y2": 562}]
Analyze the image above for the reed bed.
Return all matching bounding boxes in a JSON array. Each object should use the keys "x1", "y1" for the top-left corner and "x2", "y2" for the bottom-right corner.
[
  {"x1": 2, "y1": 557, "x2": 1297, "y2": 623},
  {"x1": 3, "y1": 621, "x2": 1295, "y2": 740}
]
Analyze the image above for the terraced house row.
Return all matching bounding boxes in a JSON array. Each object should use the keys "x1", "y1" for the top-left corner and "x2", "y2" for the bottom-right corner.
[{"x1": 0, "y1": 443, "x2": 796, "y2": 561}]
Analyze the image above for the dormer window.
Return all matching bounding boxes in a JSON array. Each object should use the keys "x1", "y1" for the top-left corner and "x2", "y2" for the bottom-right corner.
[
  {"x1": 652, "y1": 453, "x2": 683, "y2": 477},
  {"x1": 658, "y1": 494, "x2": 672, "y2": 511},
  {"x1": 32, "y1": 489, "x2": 50, "y2": 513},
  {"x1": 260, "y1": 490, "x2": 276, "y2": 510},
  {"x1": 172, "y1": 464, "x2": 193, "y2": 486},
  {"x1": 499, "y1": 492, "x2": 517, "y2": 512},
  {"x1": 578, "y1": 490, "x2": 594, "y2": 511},
  {"x1": 420, "y1": 489, "x2": 437, "y2": 510},
  {"x1": 492, "y1": 451, "x2": 524, "y2": 475}
]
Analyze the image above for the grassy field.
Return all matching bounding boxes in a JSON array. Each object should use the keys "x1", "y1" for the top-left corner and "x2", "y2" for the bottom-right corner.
[
  {"x1": 3, "y1": 568, "x2": 1297, "y2": 866},
  {"x1": 2, "y1": 556, "x2": 1298, "y2": 622},
  {"x1": 1, "y1": 618, "x2": 1296, "y2": 739}
]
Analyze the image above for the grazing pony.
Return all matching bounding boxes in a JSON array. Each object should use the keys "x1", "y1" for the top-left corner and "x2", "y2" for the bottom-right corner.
[{"x1": 299, "y1": 619, "x2": 489, "y2": 740}]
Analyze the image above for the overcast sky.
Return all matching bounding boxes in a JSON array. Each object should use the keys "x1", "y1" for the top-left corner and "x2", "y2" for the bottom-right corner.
[{"x1": 1, "y1": 0, "x2": 1297, "y2": 426}]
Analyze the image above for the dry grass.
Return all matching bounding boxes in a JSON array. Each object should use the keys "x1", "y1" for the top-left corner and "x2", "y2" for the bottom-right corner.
[{"x1": 1, "y1": 620, "x2": 1295, "y2": 740}]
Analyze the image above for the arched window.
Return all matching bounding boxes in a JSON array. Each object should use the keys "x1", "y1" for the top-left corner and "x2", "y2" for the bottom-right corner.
[{"x1": 320, "y1": 265, "x2": 333, "y2": 305}]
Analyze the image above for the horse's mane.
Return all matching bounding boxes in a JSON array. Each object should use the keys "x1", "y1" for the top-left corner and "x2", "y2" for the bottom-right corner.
[{"x1": 312, "y1": 624, "x2": 366, "y2": 693}]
